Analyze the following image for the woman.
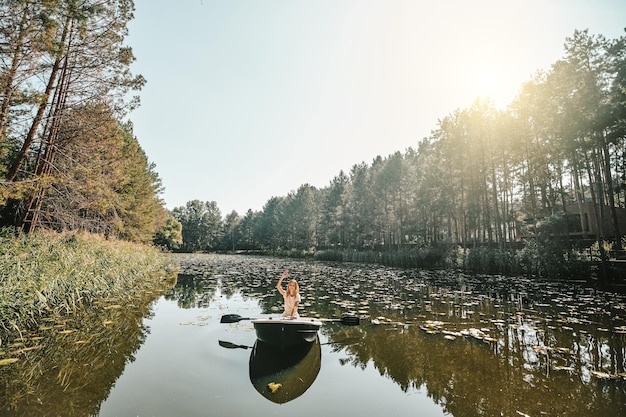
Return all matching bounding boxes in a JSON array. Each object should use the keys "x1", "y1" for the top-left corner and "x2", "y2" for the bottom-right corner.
[{"x1": 276, "y1": 269, "x2": 301, "y2": 318}]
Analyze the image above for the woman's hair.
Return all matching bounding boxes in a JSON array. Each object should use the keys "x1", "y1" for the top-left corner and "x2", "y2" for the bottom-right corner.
[{"x1": 287, "y1": 279, "x2": 299, "y2": 296}]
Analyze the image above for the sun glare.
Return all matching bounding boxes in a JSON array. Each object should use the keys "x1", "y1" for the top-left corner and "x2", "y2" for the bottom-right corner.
[
  {"x1": 475, "y1": 69, "x2": 501, "y2": 97},
  {"x1": 465, "y1": 64, "x2": 516, "y2": 109}
]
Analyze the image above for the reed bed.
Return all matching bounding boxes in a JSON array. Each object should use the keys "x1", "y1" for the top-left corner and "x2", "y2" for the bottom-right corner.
[{"x1": 0, "y1": 230, "x2": 178, "y2": 344}]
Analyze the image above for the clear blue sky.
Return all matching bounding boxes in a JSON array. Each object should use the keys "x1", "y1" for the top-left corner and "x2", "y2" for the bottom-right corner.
[{"x1": 126, "y1": 0, "x2": 626, "y2": 215}]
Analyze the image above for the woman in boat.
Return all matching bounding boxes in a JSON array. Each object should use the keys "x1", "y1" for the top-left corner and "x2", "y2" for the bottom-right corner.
[{"x1": 276, "y1": 270, "x2": 301, "y2": 318}]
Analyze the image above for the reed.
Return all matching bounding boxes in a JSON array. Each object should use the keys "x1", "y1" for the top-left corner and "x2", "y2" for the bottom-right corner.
[{"x1": 0, "y1": 229, "x2": 177, "y2": 343}]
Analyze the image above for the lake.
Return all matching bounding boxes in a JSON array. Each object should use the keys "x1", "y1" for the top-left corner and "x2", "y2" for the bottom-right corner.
[{"x1": 1, "y1": 253, "x2": 625, "y2": 416}]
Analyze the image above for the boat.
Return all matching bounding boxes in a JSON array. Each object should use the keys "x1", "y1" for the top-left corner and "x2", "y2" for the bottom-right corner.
[
  {"x1": 249, "y1": 336, "x2": 321, "y2": 404},
  {"x1": 251, "y1": 317, "x2": 323, "y2": 350}
]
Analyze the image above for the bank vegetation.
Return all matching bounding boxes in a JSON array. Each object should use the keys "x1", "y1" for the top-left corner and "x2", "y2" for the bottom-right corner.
[{"x1": 0, "y1": 230, "x2": 177, "y2": 345}]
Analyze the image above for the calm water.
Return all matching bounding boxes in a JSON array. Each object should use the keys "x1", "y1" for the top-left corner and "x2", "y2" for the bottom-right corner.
[{"x1": 1, "y1": 253, "x2": 625, "y2": 416}]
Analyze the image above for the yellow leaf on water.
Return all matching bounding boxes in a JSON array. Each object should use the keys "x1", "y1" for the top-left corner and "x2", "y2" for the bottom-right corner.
[
  {"x1": 58, "y1": 330, "x2": 74, "y2": 334},
  {"x1": 267, "y1": 382, "x2": 282, "y2": 393},
  {"x1": 74, "y1": 340, "x2": 89, "y2": 345},
  {"x1": 590, "y1": 370, "x2": 613, "y2": 379},
  {"x1": 11, "y1": 346, "x2": 42, "y2": 355},
  {"x1": 103, "y1": 320, "x2": 115, "y2": 326},
  {"x1": 0, "y1": 358, "x2": 19, "y2": 366}
]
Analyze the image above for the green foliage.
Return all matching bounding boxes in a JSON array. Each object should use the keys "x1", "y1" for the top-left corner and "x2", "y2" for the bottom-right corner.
[
  {"x1": 0, "y1": 230, "x2": 177, "y2": 342},
  {"x1": 154, "y1": 212, "x2": 183, "y2": 251},
  {"x1": 0, "y1": 0, "x2": 157, "y2": 243},
  {"x1": 33, "y1": 106, "x2": 167, "y2": 242},
  {"x1": 171, "y1": 200, "x2": 223, "y2": 252}
]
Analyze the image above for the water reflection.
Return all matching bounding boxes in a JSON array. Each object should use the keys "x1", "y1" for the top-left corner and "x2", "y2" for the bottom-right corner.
[
  {"x1": 248, "y1": 337, "x2": 321, "y2": 403},
  {"x1": 5, "y1": 254, "x2": 621, "y2": 416},
  {"x1": 0, "y1": 282, "x2": 172, "y2": 417},
  {"x1": 174, "y1": 254, "x2": 626, "y2": 416}
]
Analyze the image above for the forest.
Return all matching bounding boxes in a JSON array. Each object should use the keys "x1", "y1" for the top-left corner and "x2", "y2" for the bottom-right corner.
[
  {"x1": 0, "y1": 0, "x2": 171, "y2": 242},
  {"x1": 170, "y1": 29, "x2": 626, "y2": 281},
  {"x1": 1, "y1": 2, "x2": 625, "y2": 280}
]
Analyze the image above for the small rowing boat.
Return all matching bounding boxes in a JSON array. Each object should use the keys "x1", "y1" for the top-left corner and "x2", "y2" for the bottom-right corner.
[
  {"x1": 220, "y1": 313, "x2": 358, "y2": 349},
  {"x1": 251, "y1": 317, "x2": 323, "y2": 350}
]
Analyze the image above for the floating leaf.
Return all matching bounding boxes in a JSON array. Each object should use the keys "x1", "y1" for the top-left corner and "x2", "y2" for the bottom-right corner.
[
  {"x1": 103, "y1": 320, "x2": 115, "y2": 326},
  {"x1": 267, "y1": 382, "x2": 282, "y2": 393},
  {"x1": 590, "y1": 370, "x2": 613, "y2": 379},
  {"x1": 0, "y1": 358, "x2": 19, "y2": 366},
  {"x1": 11, "y1": 346, "x2": 42, "y2": 355},
  {"x1": 58, "y1": 330, "x2": 74, "y2": 334}
]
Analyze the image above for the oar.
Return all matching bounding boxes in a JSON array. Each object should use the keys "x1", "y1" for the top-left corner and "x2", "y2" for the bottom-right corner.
[
  {"x1": 219, "y1": 338, "x2": 359, "y2": 350},
  {"x1": 220, "y1": 314, "x2": 254, "y2": 323},
  {"x1": 220, "y1": 314, "x2": 360, "y2": 326},
  {"x1": 320, "y1": 316, "x2": 360, "y2": 326},
  {"x1": 218, "y1": 340, "x2": 251, "y2": 349}
]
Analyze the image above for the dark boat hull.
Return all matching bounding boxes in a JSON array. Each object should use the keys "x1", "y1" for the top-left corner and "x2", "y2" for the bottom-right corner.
[
  {"x1": 249, "y1": 337, "x2": 321, "y2": 404},
  {"x1": 251, "y1": 317, "x2": 322, "y2": 349}
]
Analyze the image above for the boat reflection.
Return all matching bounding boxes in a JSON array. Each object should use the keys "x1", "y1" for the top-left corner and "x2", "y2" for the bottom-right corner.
[{"x1": 248, "y1": 336, "x2": 321, "y2": 404}]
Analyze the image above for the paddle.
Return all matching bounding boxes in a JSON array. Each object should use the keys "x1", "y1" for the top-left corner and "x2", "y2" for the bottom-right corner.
[
  {"x1": 220, "y1": 314, "x2": 253, "y2": 323},
  {"x1": 220, "y1": 314, "x2": 360, "y2": 326},
  {"x1": 218, "y1": 337, "x2": 360, "y2": 350},
  {"x1": 218, "y1": 340, "x2": 251, "y2": 349},
  {"x1": 320, "y1": 316, "x2": 360, "y2": 326}
]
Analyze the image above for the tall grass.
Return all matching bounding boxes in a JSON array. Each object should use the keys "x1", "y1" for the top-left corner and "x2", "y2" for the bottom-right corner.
[{"x1": 0, "y1": 230, "x2": 177, "y2": 343}]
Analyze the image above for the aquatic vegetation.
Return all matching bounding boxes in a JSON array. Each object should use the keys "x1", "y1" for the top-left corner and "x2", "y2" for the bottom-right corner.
[
  {"x1": 172, "y1": 254, "x2": 626, "y2": 415},
  {"x1": 0, "y1": 230, "x2": 177, "y2": 344},
  {"x1": 0, "y1": 231, "x2": 177, "y2": 415}
]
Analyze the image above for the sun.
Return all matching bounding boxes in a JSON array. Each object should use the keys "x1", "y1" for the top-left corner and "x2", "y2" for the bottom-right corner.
[
  {"x1": 466, "y1": 62, "x2": 514, "y2": 108},
  {"x1": 474, "y1": 69, "x2": 501, "y2": 97},
  {"x1": 464, "y1": 58, "x2": 515, "y2": 108}
]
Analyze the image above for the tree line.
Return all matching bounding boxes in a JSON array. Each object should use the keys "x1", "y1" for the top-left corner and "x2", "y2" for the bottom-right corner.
[
  {"x1": 170, "y1": 29, "x2": 626, "y2": 279},
  {"x1": 0, "y1": 0, "x2": 177, "y2": 243}
]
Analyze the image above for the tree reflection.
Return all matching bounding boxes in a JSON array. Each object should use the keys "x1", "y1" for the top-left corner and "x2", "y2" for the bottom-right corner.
[
  {"x1": 177, "y1": 254, "x2": 626, "y2": 417},
  {"x1": 0, "y1": 278, "x2": 173, "y2": 417}
]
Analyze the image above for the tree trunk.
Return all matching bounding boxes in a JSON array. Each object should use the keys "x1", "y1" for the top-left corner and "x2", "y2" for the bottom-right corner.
[{"x1": 5, "y1": 16, "x2": 71, "y2": 182}]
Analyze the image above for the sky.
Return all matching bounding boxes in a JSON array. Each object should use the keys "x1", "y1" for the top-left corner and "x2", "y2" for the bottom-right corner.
[{"x1": 126, "y1": 0, "x2": 626, "y2": 215}]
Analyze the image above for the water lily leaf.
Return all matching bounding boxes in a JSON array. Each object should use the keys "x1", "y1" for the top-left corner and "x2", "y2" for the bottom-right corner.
[{"x1": 0, "y1": 358, "x2": 19, "y2": 366}]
